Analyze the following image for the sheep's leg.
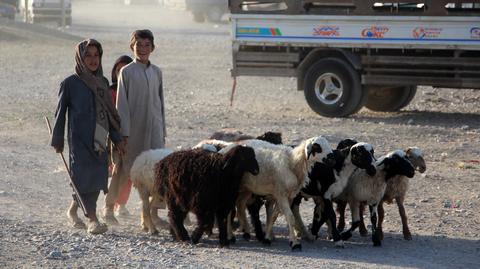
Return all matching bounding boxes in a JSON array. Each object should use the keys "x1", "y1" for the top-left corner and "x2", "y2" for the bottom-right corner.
[
  {"x1": 340, "y1": 201, "x2": 361, "y2": 241},
  {"x1": 191, "y1": 211, "x2": 212, "y2": 245},
  {"x1": 377, "y1": 202, "x2": 385, "y2": 240},
  {"x1": 336, "y1": 200, "x2": 347, "y2": 232},
  {"x1": 215, "y1": 210, "x2": 229, "y2": 247},
  {"x1": 226, "y1": 211, "x2": 236, "y2": 243},
  {"x1": 310, "y1": 201, "x2": 325, "y2": 237},
  {"x1": 323, "y1": 199, "x2": 344, "y2": 247},
  {"x1": 358, "y1": 203, "x2": 368, "y2": 237},
  {"x1": 396, "y1": 197, "x2": 412, "y2": 240},
  {"x1": 236, "y1": 191, "x2": 252, "y2": 240},
  {"x1": 291, "y1": 194, "x2": 315, "y2": 242},
  {"x1": 277, "y1": 197, "x2": 302, "y2": 251},
  {"x1": 167, "y1": 202, "x2": 190, "y2": 242},
  {"x1": 369, "y1": 204, "x2": 382, "y2": 247},
  {"x1": 139, "y1": 186, "x2": 158, "y2": 235},
  {"x1": 247, "y1": 196, "x2": 265, "y2": 242},
  {"x1": 264, "y1": 199, "x2": 277, "y2": 243}
]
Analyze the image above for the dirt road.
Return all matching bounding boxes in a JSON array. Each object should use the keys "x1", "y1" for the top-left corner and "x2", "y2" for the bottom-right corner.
[{"x1": 1, "y1": 1, "x2": 479, "y2": 268}]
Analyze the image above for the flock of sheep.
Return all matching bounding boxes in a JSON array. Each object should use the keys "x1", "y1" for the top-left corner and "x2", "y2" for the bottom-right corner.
[{"x1": 126, "y1": 129, "x2": 426, "y2": 251}]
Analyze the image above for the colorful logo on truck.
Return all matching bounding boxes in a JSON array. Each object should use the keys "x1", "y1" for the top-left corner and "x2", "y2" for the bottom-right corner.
[
  {"x1": 412, "y1": 27, "x2": 442, "y2": 39},
  {"x1": 313, "y1": 26, "x2": 339, "y2": 37},
  {"x1": 361, "y1": 26, "x2": 389, "y2": 38},
  {"x1": 471, "y1": 27, "x2": 480, "y2": 39},
  {"x1": 237, "y1": 27, "x2": 282, "y2": 37}
]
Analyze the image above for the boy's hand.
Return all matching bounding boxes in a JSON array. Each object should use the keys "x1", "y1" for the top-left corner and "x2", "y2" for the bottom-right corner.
[
  {"x1": 116, "y1": 137, "x2": 128, "y2": 156},
  {"x1": 53, "y1": 145, "x2": 63, "y2": 153}
]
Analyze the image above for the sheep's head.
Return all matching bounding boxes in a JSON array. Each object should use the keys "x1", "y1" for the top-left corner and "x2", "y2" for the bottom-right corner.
[
  {"x1": 223, "y1": 145, "x2": 259, "y2": 176},
  {"x1": 350, "y1": 142, "x2": 377, "y2": 176},
  {"x1": 306, "y1": 136, "x2": 335, "y2": 167},
  {"x1": 378, "y1": 150, "x2": 415, "y2": 179},
  {"x1": 405, "y1": 147, "x2": 426, "y2": 173},
  {"x1": 256, "y1": 131, "x2": 283, "y2": 145},
  {"x1": 336, "y1": 138, "x2": 358, "y2": 150}
]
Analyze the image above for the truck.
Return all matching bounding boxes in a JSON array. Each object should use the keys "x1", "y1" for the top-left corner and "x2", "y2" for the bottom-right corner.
[
  {"x1": 20, "y1": 0, "x2": 72, "y2": 26},
  {"x1": 229, "y1": 0, "x2": 480, "y2": 117},
  {"x1": 186, "y1": 0, "x2": 227, "y2": 22}
]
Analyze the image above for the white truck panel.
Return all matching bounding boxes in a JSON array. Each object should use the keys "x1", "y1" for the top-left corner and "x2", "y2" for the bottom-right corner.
[{"x1": 232, "y1": 14, "x2": 480, "y2": 50}]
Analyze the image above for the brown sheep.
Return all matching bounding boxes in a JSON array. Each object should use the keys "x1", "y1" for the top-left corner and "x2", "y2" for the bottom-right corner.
[{"x1": 154, "y1": 146, "x2": 259, "y2": 246}]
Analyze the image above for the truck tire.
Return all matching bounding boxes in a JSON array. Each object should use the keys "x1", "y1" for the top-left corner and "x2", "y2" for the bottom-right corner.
[
  {"x1": 304, "y1": 58, "x2": 364, "y2": 117},
  {"x1": 206, "y1": 6, "x2": 223, "y2": 23},
  {"x1": 192, "y1": 11, "x2": 205, "y2": 23},
  {"x1": 365, "y1": 86, "x2": 417, "y2": 112}
]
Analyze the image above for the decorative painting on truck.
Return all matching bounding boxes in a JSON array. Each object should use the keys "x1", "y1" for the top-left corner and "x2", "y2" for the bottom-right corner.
[
  {"x1": 471, "y1": 27, "x2": 480, "y2": 39},
  {"x1": 237, "y1": 27, "x2": 282, "y2": 37},
  {"x1": 361, "y1": 26, "x2": 390, "y2": 38},
  {"x1": 313, "y1": 26, "x2": 340, "y2": 37},
  {"x1": 412, "y1": 27, "x2": 443, "y2": 39}
]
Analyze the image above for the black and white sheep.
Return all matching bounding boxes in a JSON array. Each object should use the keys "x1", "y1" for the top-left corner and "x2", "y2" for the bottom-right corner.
[
  {"x1": 340, "y1": 147, "x2": 426, "y2": 241},
  {"x1": 338, "y1": 150, "x2": 415, "y2": 246},
  {"x1": 154, "y1": 146, "x2": 259, "y2": 246},
  {"x1": 291, "y1": 140, "x2": 377, "y2": 247},
  {"x1": 221, "y1": 136, "x2": 336, "y2": 251}
]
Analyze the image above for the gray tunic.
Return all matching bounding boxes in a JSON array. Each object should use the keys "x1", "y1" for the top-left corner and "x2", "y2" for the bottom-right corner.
[{"x1": 116, "y1": 60, "x2": 166, "y2": 174}]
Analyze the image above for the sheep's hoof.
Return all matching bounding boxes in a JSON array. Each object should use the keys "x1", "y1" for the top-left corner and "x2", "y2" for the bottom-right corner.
[
  {"x1": 377, "y1": 228, "x2": 384, "y2": 240},
  {"x1": 403, "y1": 230, "x2": 412, "y2": 241},
  {"x1": 303, "y1": 232, "x2": 315, "y2": 242},
  {"x1": 255, "y1": 231, "x2": 265, "y2": 242},
  {"x1": 219, "y1": 240, "x2": 230, "y2": 248},
  {"x1": 359, "y1": 227, "x2": 369, "y2": 237},
  {"x1": 372, "y1": 232, "x2": 382, "y2": 247},
  {"x1": 334, "y1": 240, "x2": 345, "y2": 248},
  {"x1": 340, "y1": 231, "x2": 352, "y2": 241},
  {"x1": 337, "y1": 223, "x2": 345, "y2": 232},
  {"x1": 262, "y1": 238, "x2": 272, "y2": 246},
  {"x1": 229, "y1": 236, "x2": 236, "y2": 244},
  {"x1": 243, "y1": 232, "x2": 251, "y2": 241},
  {"x1": 149, "y1": 229, "x2": 159, "y2": 236},
  {"x1": 290, "y1": 242, "x2": 302, "y2": 252}
]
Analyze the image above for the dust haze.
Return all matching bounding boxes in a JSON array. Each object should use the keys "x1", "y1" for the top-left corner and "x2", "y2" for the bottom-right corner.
[{"x1": 0, "y1": 0, "x2": 479, "y2": 268}]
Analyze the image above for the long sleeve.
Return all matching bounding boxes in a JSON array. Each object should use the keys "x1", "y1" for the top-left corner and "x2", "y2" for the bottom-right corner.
[
  {"x1": 50, "y1": 81, "x2": 69, "y2": 149},
  {"x1": 159, "y1": 75, "x2": 166, "y2": 138},
  {"x1": 116, "y1": 69, "x2": 130, "y2": 137}
]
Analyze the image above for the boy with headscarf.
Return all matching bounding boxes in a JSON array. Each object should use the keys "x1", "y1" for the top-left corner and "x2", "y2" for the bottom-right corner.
[
  {"x1": 103, "y1": 29, "x2": 167, "y2": 225},
  {"x1": 51, "y1": 39, "x2": 124, "y2": 234}
]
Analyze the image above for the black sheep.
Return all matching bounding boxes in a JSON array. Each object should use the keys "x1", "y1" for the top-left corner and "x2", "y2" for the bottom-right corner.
[{"x1": 154, "y1": 146, "x2": 259, "y2": 246}]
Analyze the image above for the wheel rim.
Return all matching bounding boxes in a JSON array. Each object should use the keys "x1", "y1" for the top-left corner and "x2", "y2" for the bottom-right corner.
[{"x1": 314, "y1": 73, "x2": 343, "y2": 105}]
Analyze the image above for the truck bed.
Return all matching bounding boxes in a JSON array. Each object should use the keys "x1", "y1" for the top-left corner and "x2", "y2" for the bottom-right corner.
[{"x1": 232, "y1": 14, "x2": 480, "y2": 50}]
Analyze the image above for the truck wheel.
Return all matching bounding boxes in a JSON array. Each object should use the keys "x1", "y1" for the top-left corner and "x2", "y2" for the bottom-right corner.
[
  {"x1": 206, "y1": 6, "x2": 223, "y2": 22},
  {"x1": 304, "y1": 58, "x2": 364, "y2": 117},
  {"x1": 192, "y1": 11, "x2": 205, "y2": 23},
  {"x1": 365, "y1": 86, "x2": 417, "y2": 112}
]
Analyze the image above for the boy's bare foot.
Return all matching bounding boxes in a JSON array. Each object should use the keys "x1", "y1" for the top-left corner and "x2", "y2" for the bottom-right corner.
[
  {"x1": 67, "y1": 202, "x2": 86, "y2": 229},
  {"x1": 87, "y1": 221, "x2": 108, "y2": 235},
  {"x1": 103, "y1": 207, "x2": 119, "y2": 225},
  {"x1": 115, "y1": 204, "x2": 130, "y2": 217}
]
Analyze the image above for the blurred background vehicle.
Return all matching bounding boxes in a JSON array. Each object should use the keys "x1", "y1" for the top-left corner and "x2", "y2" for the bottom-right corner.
[
  {"x1": 19, "y1": 0, "x2": 72, "y2": 26},
  {"x1": 0, "y1": 0, "x2": 17, "y2": 20}
]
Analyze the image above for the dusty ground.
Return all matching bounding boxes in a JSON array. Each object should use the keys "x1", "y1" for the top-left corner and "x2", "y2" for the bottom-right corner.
[{"x1": 1, "y1": 1, "x2": 479, "y2": 268}]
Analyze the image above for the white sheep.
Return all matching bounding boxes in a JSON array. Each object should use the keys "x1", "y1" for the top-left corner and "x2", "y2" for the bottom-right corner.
[
  {"x1": 338, "y1": 150, "x2": 415, "y2": 246},
  {"x1": 221, "y1": 136, "x2": 336, "y2": 251},
  {"x1": 130, "y1": 148, "x2": 173, "y2": 234}
]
